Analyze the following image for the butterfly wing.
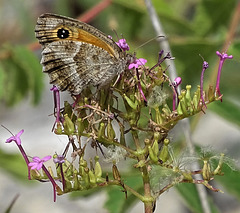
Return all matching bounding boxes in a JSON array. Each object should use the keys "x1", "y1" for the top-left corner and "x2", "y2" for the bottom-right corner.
[{"x1": 35, "y1": 13, "x2": 128, "y2": 95}]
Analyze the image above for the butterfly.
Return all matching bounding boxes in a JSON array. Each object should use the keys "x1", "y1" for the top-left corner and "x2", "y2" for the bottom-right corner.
[{"x1": 35, "y1": 13, "x2": 131, "y2": 95}]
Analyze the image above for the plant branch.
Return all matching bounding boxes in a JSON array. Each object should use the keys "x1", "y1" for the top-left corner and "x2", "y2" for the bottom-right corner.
[{"x1": 144, "y1": 1, "x2": 211, "y2": 213}]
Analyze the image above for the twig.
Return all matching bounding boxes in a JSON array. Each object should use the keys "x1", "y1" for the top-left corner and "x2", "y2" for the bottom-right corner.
[
  {"x1": 144, "y1": 0, "x2": 177, "y2": 83},
  {"x1": 144, "y1": 1, "x2": 211, "y2": 213}
]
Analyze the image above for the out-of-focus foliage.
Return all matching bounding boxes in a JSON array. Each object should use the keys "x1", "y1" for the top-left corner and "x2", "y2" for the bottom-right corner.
[{"x1": 0, "y1": 0, "x2": 239, "y2": 213}]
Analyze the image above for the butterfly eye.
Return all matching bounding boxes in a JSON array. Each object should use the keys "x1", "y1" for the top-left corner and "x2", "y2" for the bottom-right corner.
[{"x1": 57, "y1": 28, "x2": 70, "y2": 39}]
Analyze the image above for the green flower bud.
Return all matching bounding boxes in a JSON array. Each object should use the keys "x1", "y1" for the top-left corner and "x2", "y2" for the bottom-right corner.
[
  {"x1": 208, "y1": 85, "x2": 215, "y2": 102},
  {"x1": 179, "y1": 97, "x2": 188, "y2": 116},
  {"x1": 196, "y1": 85, "x2": 201, "y2": 103},
  {"x1": 148, "y1": 146, "x2": 158, "y2": 163},
  {"x1": 180, "y1": 90, "x2": 187, "y2": 105},
  {"x1": 94, "y1": 156, "x2": 102, "y2": 179},
  {"x1": 163, "y1": 103, "x2": 171, "y2": 115},
  {"x1": 89, "y1": 170, "x2": 97, "y2": 186},
  {"x1": 123, "y1": 93, "x2": 138, "y2": 110},
  {"x1": 80, "y1": 157, "x2": 87, "y2": 167},
  {"x1": 159, "y1": 139, "x2": 169, "y2": 162},
  {"x1": 54, "y1": 122, "x2": 63, "y2": 135},
  {"x1": 98, "y1": 122, "x2": 106, "y2": 138},
  {"x1": 76, "y1": 118, "x2": 85, "y2": 136},
  {"x1": 152, "y1": 139, "x2": 159, "y2": 157},
  {"x1": 82, "y1": 167, "x2": 90, "y2": 187},
  {"x1": 185, "y1": 85, "x2": 192, "y2": 107},
  {"x1": 107, "y1": 120, "x2": 116, "y2": 140},
  {"x1": 177, "y1": 99, "x2": 183, "y2": 115},
  {"x1": 193, "y1": 93, "x2": 199, "y2": 111},
  {"x1": 73, "y1": 170, "x2": 81, "y2": 190},
  {"x1": 63, "y1": 114, "x2": 75, "y2": 135}
]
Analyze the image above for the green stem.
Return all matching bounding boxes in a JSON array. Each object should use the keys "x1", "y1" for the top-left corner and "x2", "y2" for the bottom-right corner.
[{"x1": 132, "y1": 130, "x2": 154, "y2": 213}]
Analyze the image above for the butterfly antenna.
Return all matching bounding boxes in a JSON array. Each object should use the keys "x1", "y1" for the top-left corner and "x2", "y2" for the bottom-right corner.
[{"x1": 134, "y1": 35, "x2": 165, "y2": 51}]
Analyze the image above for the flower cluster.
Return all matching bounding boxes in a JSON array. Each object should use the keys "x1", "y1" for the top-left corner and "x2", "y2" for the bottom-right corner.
[{"x1": 4, "y1": 38, "x2": 233, "y2": 204}]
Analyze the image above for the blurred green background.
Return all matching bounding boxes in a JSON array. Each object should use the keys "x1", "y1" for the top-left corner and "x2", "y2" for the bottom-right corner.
[{"x1": 0, "y1": 0, "x2": 240, "y2": 213}]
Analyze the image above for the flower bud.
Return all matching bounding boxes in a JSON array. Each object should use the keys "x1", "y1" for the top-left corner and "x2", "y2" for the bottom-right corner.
[
  {"x1": 89, "y1": 170, "x2": 97, "y2": 186},
  {"x1": 63, "y1": 114, "x2": 75, "y2": 135},
  {"x1": 94, "y1": 156, "x2": 102, "y2": 179},
  {"x1": 76, "y1": 118, "x2": 85, "y2": 136},
  {"x1": 185, "y1": 85, "x2": 192, "y2": 107},
  {"x1": 107, "y1": 120, "x2": 116, "y2": 140},
  {"x1": 152, "y1": 139, "x2": 159, "y2": 157},
  {"x1": 202, "y1": 160, "x2": 212, "y2": 181},
  {"x1": 193, "y1": 93, "x2": 199, "y2": 111},
  {"x1": 73, "y1": 170, "x2": 81, "y2": 190},
  {"x1": 123, "y1": 93, "x2": 138, "y2": 110},
  {"x1": 159, "y1": 139, "x2": 169, "y2": 163},
  {"x1": 179, "y1": 97, "x2": 188, "y2": 116},
  {"x1": 148, "y1": 146, "x2": 158, "y2": 163},
  {"x1": 82, "y1": 167, "x2": 90, "y2": 187},
  {"x1": 98, "y1": 122, "x2": 106, "y2": 138},
  {"x1": 163, "y1": 104, "x2": 171, "y2": 115},
  {"x1": 208, "y1": 85, "x2": 215, "y2": 102},
  {"x1": 177, "y1": 100, "x2": 183, "y2": 115},
  {"x1": 54, "y1": 122, "x2": 63, "y2": 135}
]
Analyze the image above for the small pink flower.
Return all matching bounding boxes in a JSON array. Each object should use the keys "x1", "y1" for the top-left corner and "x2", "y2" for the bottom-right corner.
[
  {"x1": 29, "y1": 156, "x2": 52, "y2": 170},
  {"x1": 6, "y1": 129, "x2": 24, "y2": 145},
  {"x1": 53, "y1": 155, "x2": 65, "y2": 164},
  {"x1": 215, "y1": 51, "x2": 233, "y2": 101},
  {"x1": 128, "y1": 58, "x2": 147, "y2": 69},
  {"x1": 116, "y1": 38, "x2": 130, "y2": 51},
  {"x1": 173, "y1": 77, "x2": 182, "y2": 87}
]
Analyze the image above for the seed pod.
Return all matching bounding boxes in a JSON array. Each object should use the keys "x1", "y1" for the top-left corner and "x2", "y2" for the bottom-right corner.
[
  {"x1": 112, "y1": 164, "x2": 121, "y2": 181},
  {"x1": 202, "y1": 160, "x2": 211, "y2": 181}
]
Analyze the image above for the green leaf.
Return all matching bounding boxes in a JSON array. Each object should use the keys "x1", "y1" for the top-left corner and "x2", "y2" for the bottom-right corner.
[
  {"x1": 11, "y1": 45, "x2": 43, "y2": 105},
  {"x1": 193, "y1": 0, "x2": 236, "y2": 36},
  {"x1": 215, "y1": 163, "x2": 240, "y2": 200},
  {"x1": 176, "y1": 183, "x2": 203, "y2": 213},
  {"x1": 0, "y1": 63, "x2": 6, "y2": 99},
  {"x1": 176, "y1": 183, "x2": 219, "y2": 213},
  {"x1": 0, "y1": 45, "x2": 43, "y2": 106},
  {"x1": 208, "y1": 99, "x2": 240, "y2": 127},
  {"x1": 0, "y1": 148, "x2": 29, "y2": 181},
  {"x1": 104, "y1": 174, "x2": 143, "y2": 213},
  {"x1": 1, "y1": 55, "x2": 29, "y2": 105}
]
